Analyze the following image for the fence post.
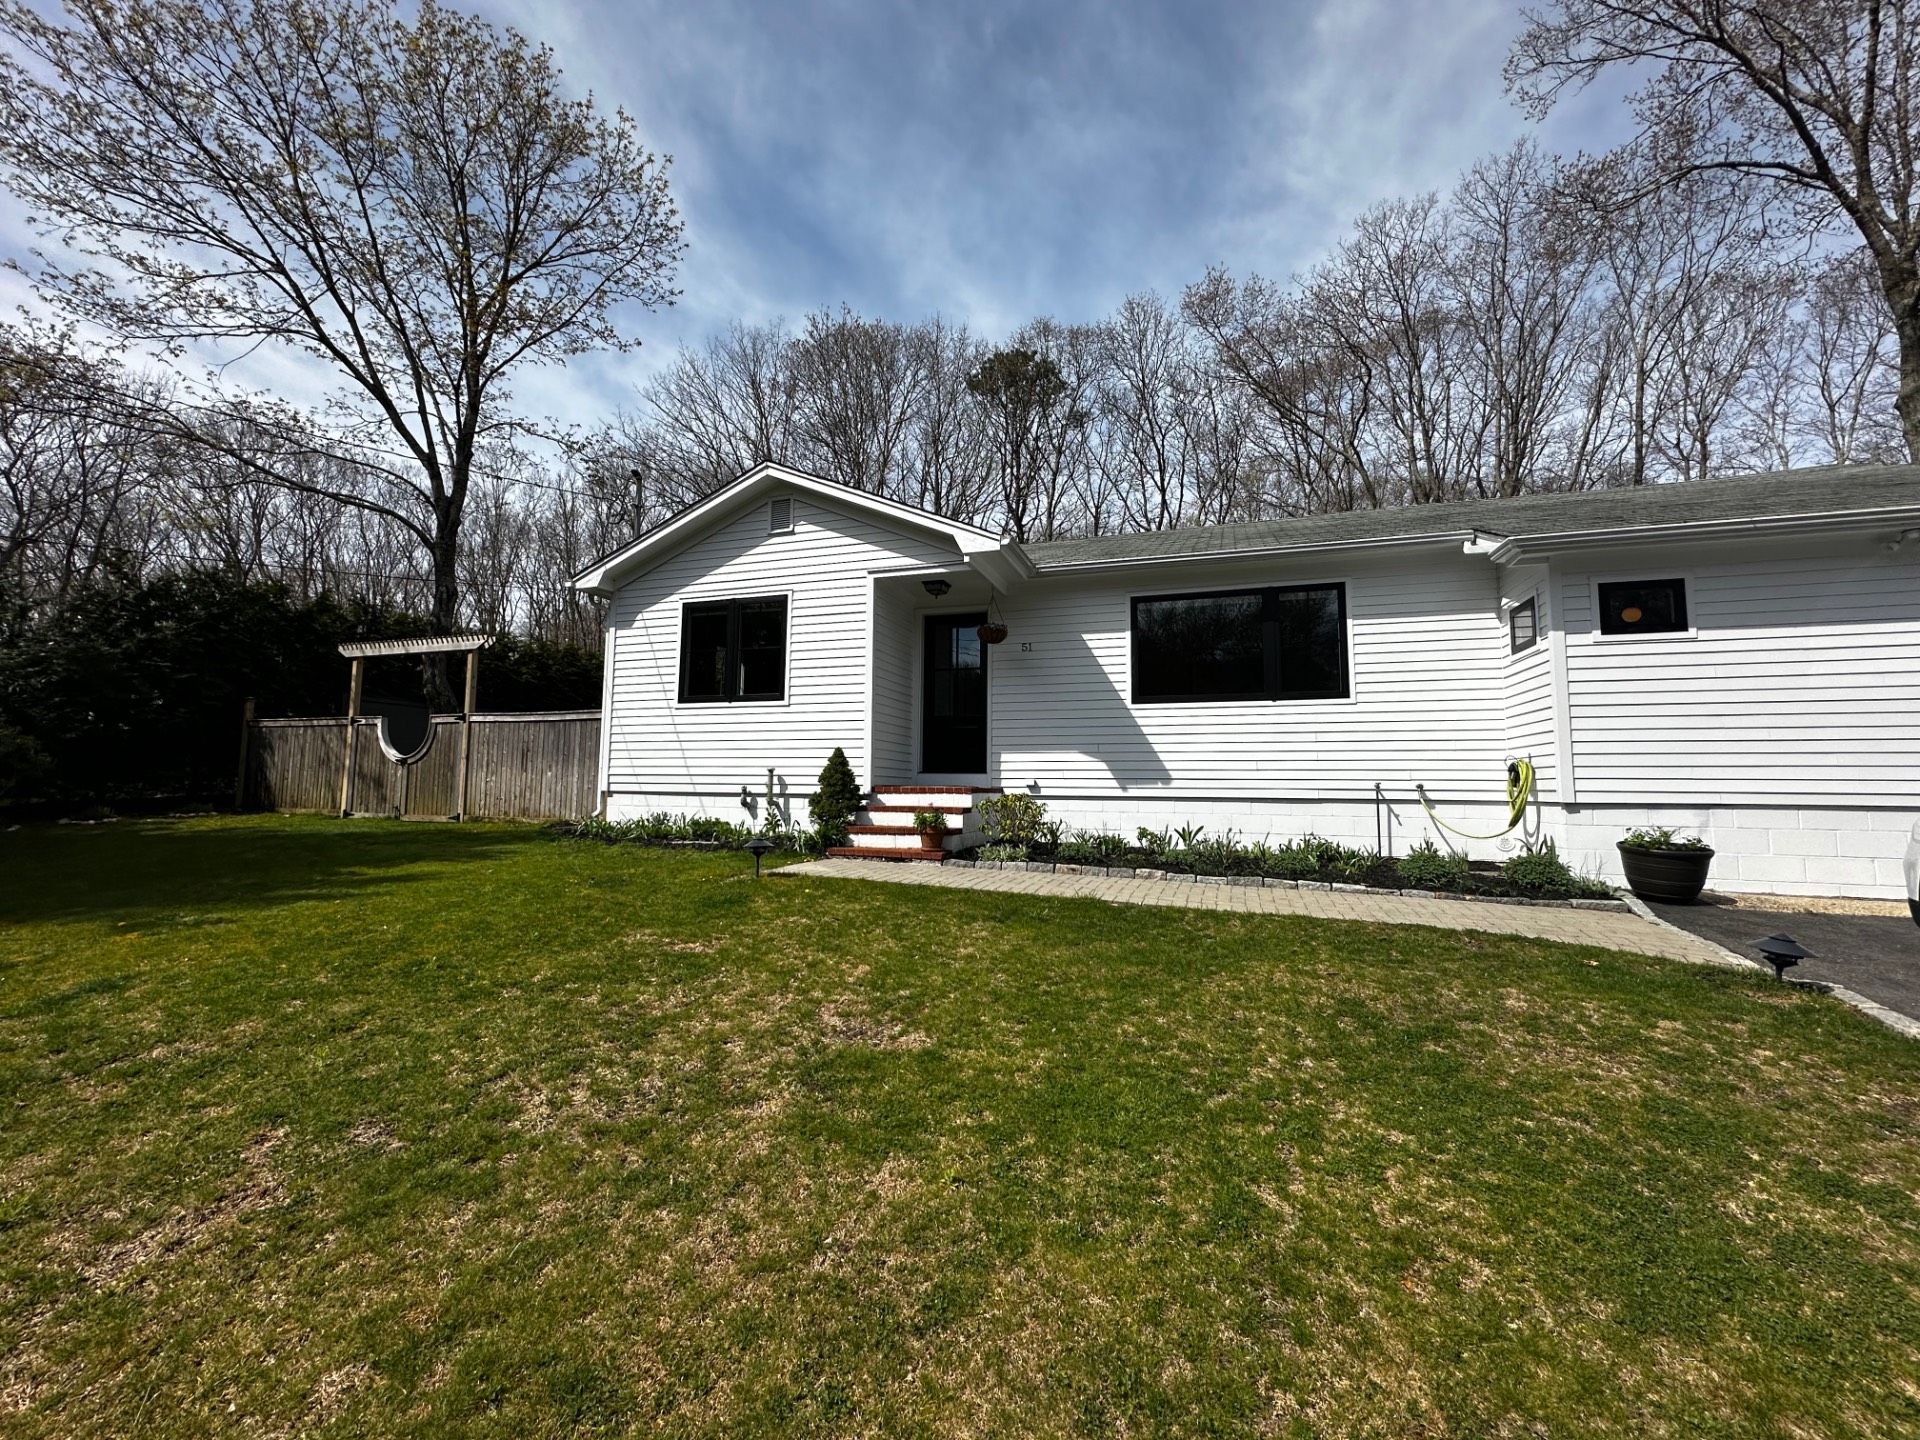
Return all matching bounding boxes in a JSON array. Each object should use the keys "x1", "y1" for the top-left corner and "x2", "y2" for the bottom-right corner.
[
  {"x1": 234, "y1": 696, "x2": 255, "y2": 811},
  {"x1": 454, "y1": 647, "x2": 479, "y2": 820},
  {"x1": 338, "y1": 657, "x2": 364, "y2": 818}
]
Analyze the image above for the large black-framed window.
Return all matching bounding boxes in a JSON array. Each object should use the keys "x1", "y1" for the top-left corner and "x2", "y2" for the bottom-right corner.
[
  {"x1": 1596, "y1": 578, "x2": 1687, "y2": 636},
  {"x1": 1132, "y1": 583, "x2": 1348, "y2": 703},
  {"x1": 679, "y1": 595, "x2": 788, "y2": 702}
]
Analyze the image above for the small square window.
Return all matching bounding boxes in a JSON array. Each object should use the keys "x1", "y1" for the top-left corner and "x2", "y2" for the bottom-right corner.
[
  {"x1": 1597, "y1": 578, "x2": 1688, "y2": 636},
  {"x1": 768, "y1": 497, "x2": 793, "y2": 533},
  {"x1": 1509, "y1": 596, "x2": 1537, "y2": 654}
]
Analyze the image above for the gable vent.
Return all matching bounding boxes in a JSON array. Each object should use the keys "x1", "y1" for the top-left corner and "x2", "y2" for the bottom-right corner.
[{"x1": 768, "y1": 496, "x2": 794, "y2": 533}]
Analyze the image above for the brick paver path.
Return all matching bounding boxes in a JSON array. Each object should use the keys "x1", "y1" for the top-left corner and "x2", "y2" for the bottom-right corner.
[{"x1": 779, "y1": 858, "x2": 1741, "y2": 966}]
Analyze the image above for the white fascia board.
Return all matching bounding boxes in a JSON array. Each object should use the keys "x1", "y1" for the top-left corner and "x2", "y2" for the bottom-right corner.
[
  {"x1": 570, "y1": 463, "x2": 1011, "y2": 595},
  {"x1": 1486, "y1": 505, "x2": 1920, "y2": 563},
  {"x1": 1025, "y1": 530, "x2": 1477, "y2": 577}
]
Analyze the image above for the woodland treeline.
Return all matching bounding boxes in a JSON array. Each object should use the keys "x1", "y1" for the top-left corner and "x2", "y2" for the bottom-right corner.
[{"x1": 6, "y1": 143, "x2": 1899, "y2": 659}]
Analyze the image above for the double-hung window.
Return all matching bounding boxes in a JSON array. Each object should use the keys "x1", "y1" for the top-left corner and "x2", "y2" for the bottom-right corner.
[
  {"x1": 1131, "y1": 583, "x2": 1348, "y2": 703},
  {"x1": 679, "y1": 596, "x2": 788, "y2": 702}
]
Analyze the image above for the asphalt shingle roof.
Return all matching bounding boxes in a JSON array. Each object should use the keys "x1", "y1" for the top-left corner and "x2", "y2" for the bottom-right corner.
[{"x1": 1014, "y1": 464, "x2": 1920, "y2": 571}]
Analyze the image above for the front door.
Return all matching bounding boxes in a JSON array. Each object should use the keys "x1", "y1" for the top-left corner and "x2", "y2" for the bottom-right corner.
[{"x1": 923, "y1": 613, "x2": 987, "y2": 774}]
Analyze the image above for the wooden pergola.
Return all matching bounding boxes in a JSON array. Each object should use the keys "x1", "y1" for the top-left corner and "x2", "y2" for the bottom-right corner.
[{"x1": 335, "y1": 634, "x2": 495, "y2": 819}]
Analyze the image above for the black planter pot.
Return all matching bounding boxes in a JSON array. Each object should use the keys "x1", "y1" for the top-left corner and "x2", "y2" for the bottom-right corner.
[{"x1": 1617, "y1": 843, "x2": 1715, "y2": 904}]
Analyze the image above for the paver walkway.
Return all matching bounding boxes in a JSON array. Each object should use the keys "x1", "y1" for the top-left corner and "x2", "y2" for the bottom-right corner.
[{"x1": 779, "y1": 858, "x2": 1738, "y2": 965}]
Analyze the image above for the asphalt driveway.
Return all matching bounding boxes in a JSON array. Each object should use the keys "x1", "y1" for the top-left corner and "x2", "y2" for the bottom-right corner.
[{"x1": 1647, "y1": 900, "x2": 1920, "y2": 1023}]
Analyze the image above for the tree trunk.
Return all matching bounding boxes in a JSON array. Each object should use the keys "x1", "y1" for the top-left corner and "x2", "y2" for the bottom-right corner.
[
  {"x1": 1882, "y1": 262, "x2": 1920, "y2": 463},
  {"x1": 420, "y1": 511, "x2": 461, "y2": 712}
]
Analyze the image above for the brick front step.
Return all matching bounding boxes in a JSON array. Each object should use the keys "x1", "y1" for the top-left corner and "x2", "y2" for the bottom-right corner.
[
  {"x1": 849, "y1": 824, "x2": 928, "y2": 836},
  {"x1": 828, "y1": 846, "x2": 949, "y2": 863},
  {"x1": 862, "y1": 804, "x2": 969, "y2": 815}
]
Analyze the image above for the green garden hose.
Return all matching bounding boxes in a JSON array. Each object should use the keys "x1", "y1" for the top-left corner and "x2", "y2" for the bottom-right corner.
[{"x1": 1415, "y1": 758, "x2": 1535, "y2": 840}]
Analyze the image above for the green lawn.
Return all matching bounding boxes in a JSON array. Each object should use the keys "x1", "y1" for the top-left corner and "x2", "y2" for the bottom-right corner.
[{"x1": 2, "y1": 816, "x2": 1918, "y2": 1438}]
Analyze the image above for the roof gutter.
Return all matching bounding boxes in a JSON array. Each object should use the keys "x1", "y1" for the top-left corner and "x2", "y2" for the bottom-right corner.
[
  {"x1": 1484, "y1": 505, "x2": 1920, "y2": 564},
  {"x1": 1024, "y1": 529, "x2": 1480, "y2": 575}
]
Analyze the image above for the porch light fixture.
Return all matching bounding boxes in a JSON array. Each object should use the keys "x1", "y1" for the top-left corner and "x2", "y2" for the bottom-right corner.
[
  {"x1": 921, "y1": 578, "x2": 951, "y2": 597},
  {"x1": 744, "y1": 835, "x2": 776, "y2": 878},
  {"x1": 1753, "y1": 932, "x2": 1813, "y2": 981}
]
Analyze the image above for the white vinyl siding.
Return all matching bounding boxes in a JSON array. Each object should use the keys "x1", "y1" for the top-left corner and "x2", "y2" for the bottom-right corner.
[
  {"x1": 869, "y1": 588, "x2": 917, "y2": 785},
  {"x1": 603, "y1": 490, "x2": 955, "y2": 811},
  {"x1": 991, "y1": 549, "x2": 1509, "y2": 801},
  {"x1": 1559, "y1": 535, "x2": 1920, "y2": 807},
  {"x1": 1500, "y1": 567, "x2": 1558, "y2": 800}
]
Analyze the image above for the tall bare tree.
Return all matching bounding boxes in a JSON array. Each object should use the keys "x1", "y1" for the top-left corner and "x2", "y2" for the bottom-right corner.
[
  {"x1": 0, "y1": 0, "x2": 682, "y2": 701},
  {"x1": 1509, "y1": 0, "x2": 1920, "y2": 459}
]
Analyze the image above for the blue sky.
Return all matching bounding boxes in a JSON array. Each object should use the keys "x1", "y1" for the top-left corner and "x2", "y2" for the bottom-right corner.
[{"x1": 2, "y1": 0, "x2": 1634, "y2": 430}]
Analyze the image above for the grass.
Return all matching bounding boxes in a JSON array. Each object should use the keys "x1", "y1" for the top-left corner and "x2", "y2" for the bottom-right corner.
[{"x1": 2, "y1": 815, "x2": 1918, "y2": 1438}]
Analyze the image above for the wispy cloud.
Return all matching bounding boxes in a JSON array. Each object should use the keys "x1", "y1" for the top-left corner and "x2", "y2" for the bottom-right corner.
[{"x1": 2, "y1": 0, "x2": 1637, "y2": 430}]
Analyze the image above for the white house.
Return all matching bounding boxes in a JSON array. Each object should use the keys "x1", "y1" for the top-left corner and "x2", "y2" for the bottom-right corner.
[{"x1": 573, "y1": 462, "x2": 1920, "y2": 900}]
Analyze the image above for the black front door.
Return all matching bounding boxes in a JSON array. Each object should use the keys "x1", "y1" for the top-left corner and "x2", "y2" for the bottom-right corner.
[{"x1": 923, "y1": 613, "x2": 987, "y2": 774}]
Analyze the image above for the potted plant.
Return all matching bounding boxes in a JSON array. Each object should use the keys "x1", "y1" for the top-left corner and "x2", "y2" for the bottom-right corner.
[
  {"x1": 912, "y1": 809, "x2": 951, "y2": 852},
  {"x1": 1617, "y1": 826, "x2": 1715, "y2": 903}
]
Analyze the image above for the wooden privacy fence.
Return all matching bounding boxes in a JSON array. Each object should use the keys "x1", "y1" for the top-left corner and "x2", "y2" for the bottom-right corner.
[{"x1": 244, "y1": 710, "x2": 602, "y2": 822}]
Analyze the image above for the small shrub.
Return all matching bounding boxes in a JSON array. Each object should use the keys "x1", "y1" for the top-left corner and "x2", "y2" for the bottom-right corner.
[
  {"x1": 1034, "y1": 819, "x2": 1066, "y2": 851},
  {"x1": 1397, "y1": 839, "x2": 1470, "y2": 890},
  {"x1": 1188, "y1": 835, "x2": 1254, "y2": 875},
  {"x1": 1172, "y1": 822, "x2": 1206, "y2": 849},
  {"x1": 809, "y1": 748, "x2": 862, "y2": 850},
  {"x1": 978, "y1": 843, "x2": 1028, "y2": 862},
  {"x1": 1264, "y1": 834, "x2": 1334, "y2": 880},
  {"x1": 1328, "y1": 845, "x2": 1382, "y2": 883},
  {"x1": 1047, "y1": 830, "x2": 1129, "y2": 866},
  {"x1": 1135, "y1": 826, "x2": 1172, "y2": 859},
  {"x1": 1501, "y1": 838, "x2": 1577, "y2": 893},
  {"x1": 977, "y1": 792, "x2": 1048, "y2": 847}
]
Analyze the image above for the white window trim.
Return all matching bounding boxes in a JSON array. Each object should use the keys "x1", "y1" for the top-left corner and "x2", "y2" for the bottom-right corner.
[
  {"x1": 1506, "y1": 591, "x2": 1541, "y2": 657},
  {"x1": 1586, "y1": 570, "x2": 1698, "y2": 643},
  {"x1": 670, "y1": 586, "x2": 797, "y2": 709}
]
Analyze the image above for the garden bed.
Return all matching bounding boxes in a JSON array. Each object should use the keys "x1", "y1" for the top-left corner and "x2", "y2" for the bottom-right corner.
[
  {"x1": 944, "y1": 853, "x2": 1630, "y2": 911},
  {"x1": 955, "y1": 817, "x2": 1620, "y2": 907}
]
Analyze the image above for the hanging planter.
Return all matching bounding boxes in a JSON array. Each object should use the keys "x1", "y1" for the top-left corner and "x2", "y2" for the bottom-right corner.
[{"x1": 977, "y1": 593, "x2": 1009, "y2": 645}]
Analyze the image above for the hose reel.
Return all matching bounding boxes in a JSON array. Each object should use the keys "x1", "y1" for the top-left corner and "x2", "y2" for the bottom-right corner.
[{"x1": 1414, "y1": 757, "x2": 1535, "y2": 841}]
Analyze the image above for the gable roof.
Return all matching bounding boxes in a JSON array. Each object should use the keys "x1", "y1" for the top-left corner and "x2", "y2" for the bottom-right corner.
[
  {"x1": 1017, "y1": 464, "x2": 1920, "y2": 572},
  {"x1": 571, "y1": 463, "x2": 1022, "y2": 595}
]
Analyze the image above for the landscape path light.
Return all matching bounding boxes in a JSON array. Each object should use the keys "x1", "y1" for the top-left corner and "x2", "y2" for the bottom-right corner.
[
  {"x1": 1753, "y1": 932, "x2": 1814, "y2": 981},
  {"x1": 745, "y1": 836, "x2": 776, "y2": 878}
]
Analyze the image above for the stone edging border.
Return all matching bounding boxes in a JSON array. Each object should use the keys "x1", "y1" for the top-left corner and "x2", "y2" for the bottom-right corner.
[
  {"x1": 1618, "y1": 893, "x2": 1920, "y2": 1041},
  {"x1": 939, "y1": 857, "x2": 1632, "y2": 913}
]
